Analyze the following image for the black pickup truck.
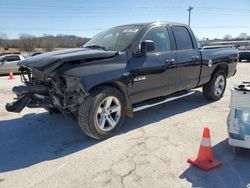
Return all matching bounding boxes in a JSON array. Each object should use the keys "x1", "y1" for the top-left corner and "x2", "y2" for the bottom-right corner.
[{"x1": 6, "y1": 22, "x2": 238, "y2": 139}]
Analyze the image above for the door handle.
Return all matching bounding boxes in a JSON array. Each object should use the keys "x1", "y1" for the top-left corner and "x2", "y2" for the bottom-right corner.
[
  {"x1": 165, "y1": 59, "x2": 176, "y2": 69},
  {"x1": 192, "y1": 56, "x2": 200, "y2": 60},
  {"x1": 165, "y1": 59, "x2": 176, "y2": 65}
]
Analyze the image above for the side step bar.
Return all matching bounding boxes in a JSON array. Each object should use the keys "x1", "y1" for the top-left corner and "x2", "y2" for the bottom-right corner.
[{"x1": 133, "y1": 90, "x2": 195, "y2": 112}]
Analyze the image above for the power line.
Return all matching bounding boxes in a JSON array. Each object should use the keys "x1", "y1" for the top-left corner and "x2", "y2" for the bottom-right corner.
[
  {"x1": 196, "y1": 6, "x2": 250, "y2": 12},
  {"x1": 0, "y1": 27, "x2": 104, "y2": 31},
  {"x1": 1, "y1": 25, "x2": 249, "y2": 32},
  {"x1": 1, "y1": 4, "x2": 249, "y2": 12},
  {"x1": 1, "y1": 10, "x2": 249, "y2": 18},
  {"x1": 0, "y1": 5, "x2": 249, "y2": 11},
  {"x1": 193, "y1": 26, "x2": 250, "y2": 29}
]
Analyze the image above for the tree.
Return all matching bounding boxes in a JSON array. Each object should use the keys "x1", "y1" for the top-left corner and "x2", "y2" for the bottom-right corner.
[
  {"x1": 75, "y1": 39, "x2": 84, "y2": 48},
  {"x1": 237, "y1": 33, "x2": 248, "y2": 40},
  {"x1": 19, "y1": 33, "x2": 36, "y2": 52},
  {"x1": 223, "y1": 34, "x2": 232, "y2": 41},
  {"x1": 43, "y1": 37, "x2": 53, "y2": 51},
  {"x1": 195, "y1": 36, "x2": 200, "y2": 42},
  {"x1": 0, "y1": 32, "x2": 9, "y2": 50},
  {"x1": 0, "y1": 32, "x2": 8, "y2": 41},
  {"x1": 42, "y1": 40, "x2": 55, "y2": 52}
]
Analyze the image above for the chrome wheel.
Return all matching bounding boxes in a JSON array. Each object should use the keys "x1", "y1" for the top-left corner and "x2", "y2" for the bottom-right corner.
[
  {"x1": 214, "y1": 75, "x2": 225, "y2": 96},
  {"x1": 96, "y1": 96, "x2": 121, "y2": 132}
]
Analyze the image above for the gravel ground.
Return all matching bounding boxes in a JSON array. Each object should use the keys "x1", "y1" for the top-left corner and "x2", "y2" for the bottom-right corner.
[{"x1": 0, "y1": 63, "x2": 250, "y2": 188}]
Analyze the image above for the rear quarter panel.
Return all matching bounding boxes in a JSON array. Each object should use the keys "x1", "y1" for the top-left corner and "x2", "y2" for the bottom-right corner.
[{"x1": 199, "y1": 48, "x2": 238, "y2": 86}]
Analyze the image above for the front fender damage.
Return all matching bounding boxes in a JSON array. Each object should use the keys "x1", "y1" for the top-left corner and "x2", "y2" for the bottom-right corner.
[{"x1": 49, "y1": 76, "x2": 86, "y2": 116}]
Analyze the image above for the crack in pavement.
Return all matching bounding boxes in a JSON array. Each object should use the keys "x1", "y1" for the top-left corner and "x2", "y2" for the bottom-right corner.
[{"x1": 93, "y1": 128, "x2": 174, "y2": 187}]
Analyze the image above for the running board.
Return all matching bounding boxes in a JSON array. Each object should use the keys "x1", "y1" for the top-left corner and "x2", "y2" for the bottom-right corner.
[{"x1": 133, "y1": 90, "x2": 195, "y2": 112}]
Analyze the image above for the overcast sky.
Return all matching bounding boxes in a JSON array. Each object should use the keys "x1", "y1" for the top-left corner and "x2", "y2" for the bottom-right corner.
[{"x1": 0, "y1": 0, "x2": 250, "y2": 39}]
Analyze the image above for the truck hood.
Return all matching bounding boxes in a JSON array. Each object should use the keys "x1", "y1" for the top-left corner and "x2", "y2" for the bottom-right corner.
[{"x1": 20, "y1": 48, "x2": 118, "y2": 74}]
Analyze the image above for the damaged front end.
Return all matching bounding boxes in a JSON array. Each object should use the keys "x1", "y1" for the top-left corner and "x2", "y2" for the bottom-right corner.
[{"x1": 6, "y1": 65, "x2": 86, "y2": 117}]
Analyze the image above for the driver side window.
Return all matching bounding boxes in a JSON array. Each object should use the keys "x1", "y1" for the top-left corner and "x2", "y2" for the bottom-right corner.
[{"x1": 142, "y1": 26, "x2": 171, "y2": 53}]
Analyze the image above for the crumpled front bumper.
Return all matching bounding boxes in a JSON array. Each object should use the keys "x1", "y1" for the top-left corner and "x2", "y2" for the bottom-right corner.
[
  {"x1": 6, "y1": 76, "x2": 87, "y2": 118},
  {"x1": 5, "y1": 84, "x2": 53, "y2": 113}
]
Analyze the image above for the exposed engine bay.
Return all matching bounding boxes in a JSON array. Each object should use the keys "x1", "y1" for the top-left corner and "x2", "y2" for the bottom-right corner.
[{"x1": 6, "y1": 65, "x2": 86, "y2": 117}]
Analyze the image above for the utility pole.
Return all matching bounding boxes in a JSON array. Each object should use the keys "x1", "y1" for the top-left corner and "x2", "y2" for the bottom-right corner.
[{"x1": 187, "y1": 6, "x2": 193, "y2": 26}]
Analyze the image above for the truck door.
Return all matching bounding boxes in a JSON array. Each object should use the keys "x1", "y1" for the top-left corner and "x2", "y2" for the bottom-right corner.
[
  {"x1": 171, "y1": 26, "x2": 201, "y2": 90},
  {"x1": 128, "y1": 26, "x2": 177, "y2": 104}
]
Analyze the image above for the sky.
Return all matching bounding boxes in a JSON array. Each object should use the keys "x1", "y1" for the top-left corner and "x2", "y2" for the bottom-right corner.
[{"x1": 0, "y1": 0, "x2": 250, "y2": 40}]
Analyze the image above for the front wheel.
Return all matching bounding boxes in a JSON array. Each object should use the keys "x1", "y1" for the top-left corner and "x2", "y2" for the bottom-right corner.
[
  {"x1": 202, "y1": 70, "x2": 226, "y2": 101},
  {"x1": 78, "y1": 86, "x2": 125, "y2": 140}
]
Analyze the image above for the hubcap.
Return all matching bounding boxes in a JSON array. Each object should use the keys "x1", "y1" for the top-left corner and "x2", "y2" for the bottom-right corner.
[
  {"x1": 214, "y1": 75, "x2": 225, "y2": 96},
  {"x1": 96, "y1": 96, "x2": 121, "y2": 132}
]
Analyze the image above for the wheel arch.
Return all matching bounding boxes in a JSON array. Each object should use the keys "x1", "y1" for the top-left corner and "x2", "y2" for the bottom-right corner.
[
  {"x1": 212, "y1": 63, "x2": 228, "y2": 77},
  {"x1": 202, "y1": 65, "x2": 227, "y2": 101}
]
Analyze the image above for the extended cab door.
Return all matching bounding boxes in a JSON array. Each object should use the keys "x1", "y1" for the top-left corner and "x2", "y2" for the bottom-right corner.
[
  {"x1": 128, "y1": 25, "x2": 177, "y2": 103},
  {"x1": 171, "y1": 26, "x2": 201, "y2": 90}
]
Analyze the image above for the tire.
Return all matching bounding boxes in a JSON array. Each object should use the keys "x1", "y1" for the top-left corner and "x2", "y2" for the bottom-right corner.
[
  {"x1": 202, "y1": 70, "x2": 226, "y2": 101},
  {"x1": 78, "y1": 86, "x2": 125, "y2": 140}
]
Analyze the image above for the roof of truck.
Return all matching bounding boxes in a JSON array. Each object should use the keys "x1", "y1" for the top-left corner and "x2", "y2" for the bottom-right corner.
[{"x1": 115, "y1": 21, "x2": 188, "y2": 28}]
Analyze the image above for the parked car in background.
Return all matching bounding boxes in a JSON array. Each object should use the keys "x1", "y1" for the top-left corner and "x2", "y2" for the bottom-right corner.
[
  {"x1": 238, "y1": 46, "x2": 250, "y2": 62},
  {"x1": 0, "y1": 54, "x2": 24, "y2": 75}
]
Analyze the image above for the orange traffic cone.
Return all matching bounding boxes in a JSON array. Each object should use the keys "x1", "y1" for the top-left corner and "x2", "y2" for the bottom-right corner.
[
  {"x1": 8, "y1": 72, "x2": 14, "y2": 80},
  {"x1": 187, "y1": 127, "x2": 223, "y2": 171}
]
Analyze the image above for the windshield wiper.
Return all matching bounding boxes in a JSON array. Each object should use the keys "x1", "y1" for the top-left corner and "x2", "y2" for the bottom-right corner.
[{"x1": 85, "y1": 45, "x2": 107, "y2": 51}]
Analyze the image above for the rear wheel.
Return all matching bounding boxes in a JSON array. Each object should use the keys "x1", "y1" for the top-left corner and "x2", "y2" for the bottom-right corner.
[
  {"x1": 78, "y1": 86, "x2": 125, "y2": 140},
  {"x1": 203, "y1": 70, "x2": 226, "y2": 101}
]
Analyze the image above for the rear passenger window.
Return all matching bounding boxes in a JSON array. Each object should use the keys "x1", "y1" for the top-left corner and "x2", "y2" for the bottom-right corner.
[{"x1": 172, "y1": 26, "x2": 193, "y2": 50}]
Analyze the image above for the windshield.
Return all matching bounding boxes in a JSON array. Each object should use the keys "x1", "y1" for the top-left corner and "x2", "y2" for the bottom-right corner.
[{"x1": 83, "y1": 25, "x2": 143, "y2": 51}]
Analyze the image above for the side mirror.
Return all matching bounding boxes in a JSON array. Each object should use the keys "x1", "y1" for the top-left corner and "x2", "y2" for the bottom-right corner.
[{"x1": 141, "y1": 40, "x2": 155, "y2": 53}]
